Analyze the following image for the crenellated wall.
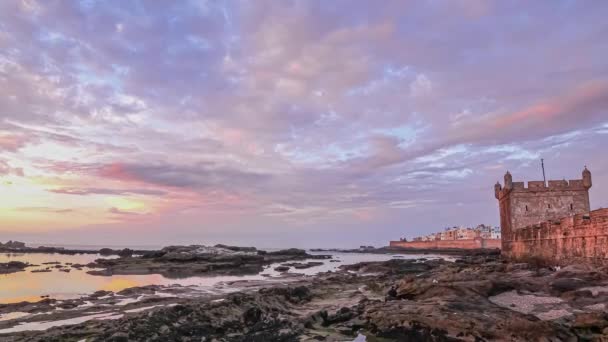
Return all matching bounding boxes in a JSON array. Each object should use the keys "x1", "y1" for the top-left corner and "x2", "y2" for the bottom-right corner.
[
  {"x1": 389, "y1": 238, "x2": 502, "y2": 250},
  {"x1": 505, "y1": 208, "x2": 608, "y2": 265}
]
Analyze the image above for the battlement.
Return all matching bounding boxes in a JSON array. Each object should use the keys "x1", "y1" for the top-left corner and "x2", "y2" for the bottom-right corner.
[{"x1": 496, "y1": 178, "x2": 590, "y2": 199}]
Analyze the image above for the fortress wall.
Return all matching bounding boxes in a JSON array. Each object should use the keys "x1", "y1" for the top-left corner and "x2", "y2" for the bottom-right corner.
[
  {"x1": 506, "y1": 208, "x2": 608, "y2": 265},
  {"x1": 389, "y1": 238, "x2": 501, "y2": 250}
]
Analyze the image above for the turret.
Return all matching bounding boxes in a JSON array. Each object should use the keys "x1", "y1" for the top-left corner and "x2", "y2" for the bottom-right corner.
[
  {"x1": 504, "y1": 171, "x2": 513, "y2": 191},
  {"x1": 494, "y1": 182, "x2": 502, "y2": 199},
  {"x1": 583, "y1": 166, "x2": 592, "y2": 189}
]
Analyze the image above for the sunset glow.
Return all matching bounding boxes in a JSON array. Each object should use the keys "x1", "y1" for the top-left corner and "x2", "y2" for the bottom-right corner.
[{"x1": 0, "y1": 1, "x2": 607, "y2": 247}]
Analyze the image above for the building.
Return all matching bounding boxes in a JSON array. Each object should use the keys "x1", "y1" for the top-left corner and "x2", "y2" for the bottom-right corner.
[
  {"x1": 495, "y1": 167, "x2": 608, "y2": 265},
  {"x1": 495, "y1": 167, "x2": 592, "y2": 257},
  {"x1": 390, "y1": 224, "x2": 501, "y2": 250}
]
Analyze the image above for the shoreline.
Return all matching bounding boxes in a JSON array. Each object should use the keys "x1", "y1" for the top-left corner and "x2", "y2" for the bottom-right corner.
[{"x1": 1, "y1": 254, "x2": 607, "y2": 341}]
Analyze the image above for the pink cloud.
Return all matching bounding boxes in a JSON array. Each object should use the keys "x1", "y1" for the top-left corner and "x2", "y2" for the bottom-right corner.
[
  {"x1": 0, "y1": 133, "x2": 30, "y2": 152},
  {"x1": 98, "y1": 163, "x2": 139, "y2": 182}
]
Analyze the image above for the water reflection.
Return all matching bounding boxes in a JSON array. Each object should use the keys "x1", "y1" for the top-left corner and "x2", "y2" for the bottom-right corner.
[{"x1": 1, "y1": 252, "x2": 440, "y2": 304}]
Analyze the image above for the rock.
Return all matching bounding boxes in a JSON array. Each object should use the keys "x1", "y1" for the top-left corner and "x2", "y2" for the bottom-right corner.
[
  {"x1": 31, "y1": 269, "x2": 52, "y2": 273},
  {"x1": 118, "y1": 248, "x2": 134, "y2": 257},
  {"x1": 0, "y1": 240, "x2": 26, "y2": 249},
  {"x1": 573, "y1": 312, "x2": 608, "y2": 329},
  {"x1": 214, "y1": 244, "x2": 257, "y2": 253},
  {"x1": 395, "y1": 277, "x2": 430, "y2": 300},
  {"x1": 243, "y1": 307, "x2": 262, "y2": 325},
  {"x1": 550, "y1": 278, "x2": 589, "y2": 294},
  {"x1": 108, "y1": 332, "x2": 129, "y2": 342},
  {"x1": 90, "y1": 290, "x2": 112, "y2": 298},
  {"x1": 322, "y1": 307, "x2": 355, "y2": 326},
  {"x1": 0, "y1": 261, "x2": 29, "y2": 274},
  {"x1": 280, "y1": 261, "x2": 324, "y2": 269},
  {"x1": 259, "y1": 286, "x2": 312, "y2": 304},
  {"x1": 268, "y1": 248, "x2": 307, "y2": 256},
  {"x1": 274, "y1": 266, "x2": 290, "y2": 272},
  {"x1": 99, "y1": 248, "x2": 114, "y2": 256}
]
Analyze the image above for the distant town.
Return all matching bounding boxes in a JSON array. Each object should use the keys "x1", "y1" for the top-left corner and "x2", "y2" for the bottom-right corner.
[{"x1": 398, "y1": 224, "x2": 501, "y2": 242}]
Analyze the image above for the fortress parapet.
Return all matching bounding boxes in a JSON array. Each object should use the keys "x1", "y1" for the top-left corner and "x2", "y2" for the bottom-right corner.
[
  {"x1": 495, "y1": 169, "x2": 592, "y2": 201},
  {"x1": 505, "y1": 208, "x2": 608, "y2": 265}
]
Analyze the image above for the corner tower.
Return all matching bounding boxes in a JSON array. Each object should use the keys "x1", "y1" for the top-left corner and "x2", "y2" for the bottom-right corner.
[{"x1": 495, "y1": 167, "x2": 592, "y2": 256}]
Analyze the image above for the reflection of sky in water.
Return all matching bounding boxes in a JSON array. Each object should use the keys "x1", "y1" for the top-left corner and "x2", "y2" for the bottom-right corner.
[{"x1": 0, "y1": 252, "x2": 441, "y2": 303}]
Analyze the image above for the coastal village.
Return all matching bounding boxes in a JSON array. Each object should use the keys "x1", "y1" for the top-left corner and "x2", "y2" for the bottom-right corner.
[{"x1": 397, "y1": 224, "x2": 501, "y2": 242}]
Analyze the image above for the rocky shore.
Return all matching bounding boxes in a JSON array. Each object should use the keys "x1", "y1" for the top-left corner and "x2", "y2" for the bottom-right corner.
[
  {"x1": 84, "y1": 245, "x2": 330, "y2": 278},
  {"x1": 0, "y1": 241, "x2": 144, "y2": 257},
  {"x1": 1, "y1": 242, "x2": 330, "y2": 278},
  {"x1": 2, "y1": 254, "x2": 607, "y2": 341}
]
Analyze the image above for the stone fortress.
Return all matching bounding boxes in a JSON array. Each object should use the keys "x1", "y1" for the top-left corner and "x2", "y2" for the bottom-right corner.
[{"x1": 495, "y1": 167, "x2": 608, "y2": 265}]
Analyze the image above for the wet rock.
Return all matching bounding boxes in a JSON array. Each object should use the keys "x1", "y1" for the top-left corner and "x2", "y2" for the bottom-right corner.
[
  {"x1": 90, "y1": 290, "x2": 112, "y2": 298},
  {"x1": 280, "y1": 261, "x2": 324, "y2": 269},
  {"x1": 573, "y1": 312, "x2": 608, "y2": 329},
  {"x1": 214, "y1": 244, "x2": 257, "y2": 253},
  {"x1": 550, "y1": 278, "x2": 589, "y2": 294},
  {"x1": 274, "y1": 266, "x2": 290, "y2": 272},
  {"x1": 268, "y1": 248, "x2": 307, "y2": 256},
  {"x1": 321, "y1": 307, "x2": 355, "y2": 326},
  {"x1": 0, "y1": 240, "x2": 26, "y2": 249},
  {"x1": 99, "y1": 248, "x2": 114, "y2": 256},
  {"x1": 31, "y1": 269, "x2": 52, "y2": 273},
  {"x1": 259, "y1": 286, "x2": 312, "y2": 304},
  {"x1": 243, "y1": 307, "x2": 262, "y2": 325},
  {"x1": 108, "y1": 332, "x2": 129, "y2": 342},
  {"x1": 0, "y1": 261, "x2": 29, "y2": 274},
  {"x1": 117, "y1": 248, "x2": 134, "y2": 257}
]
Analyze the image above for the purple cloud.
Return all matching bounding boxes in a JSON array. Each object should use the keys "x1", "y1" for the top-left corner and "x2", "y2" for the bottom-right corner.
[{"x1": 1, "y1": 1, "x2": 607, "y2": 247}]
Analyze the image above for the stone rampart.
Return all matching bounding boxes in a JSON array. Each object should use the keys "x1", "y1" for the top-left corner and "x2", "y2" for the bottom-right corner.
[
  {"x1": 389, "y1": 238, "x2": 502, "y2": 250},
  {"x1": 505, "y1": 208, "x2": 608, "y2": 265}
]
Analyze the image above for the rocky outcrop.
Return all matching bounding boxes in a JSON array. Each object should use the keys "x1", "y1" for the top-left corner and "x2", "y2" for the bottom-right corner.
[
  {"x1": 0, "y1": 241, "x2": 26, "y2": 249},
  {"x1": 86, "y1": 246, "x2": 329, "y2": 278},
  {"x1": 0, "y1": 261, "x2": 29, "y2": 274}
]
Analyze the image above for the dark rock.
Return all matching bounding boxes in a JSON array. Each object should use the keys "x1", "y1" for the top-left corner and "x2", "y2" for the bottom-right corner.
[
  {"x1": 214, "y1": 244, "x2": 257, "y2": 253},
  {"x1": 322, "y1": 307, "x2": 355, "y2": 326},
  {"x1": 118, "y1": 248, "x2": 134, "y2": 257},
  {"x1": 108, "y1": 332, "x2": 129, "y2": 342},
  {"x1": 243, "y1": 307, "x2": 263, "y2": 325},
  {"x1": 0, "y1": 240, "x2": 26, "y2": 249},
  {"x1": 274, "y1": 266, "x2": 290, "y2": 272},
  {"x1": 0, "y1": 261, "x2": 29, "y2": 274},
  {"x1": 259, "y1": 286, "x2": 312, "y2": 304},
  {"x1": 550, "y1": 278, "x2": 589, "y2": 294},
  {"x1": 99, "y1": 248, "x2": 114, "y2": 256},
  {"x1": 268, "y1": 248, "x2": 307, "y2": 256}
]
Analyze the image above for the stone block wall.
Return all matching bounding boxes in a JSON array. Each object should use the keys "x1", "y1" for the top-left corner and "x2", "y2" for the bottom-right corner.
[
  {"x1": 505, "y1": 208, "x2": 608, "y2": 265},
  {"x1": 389, "y1": 238, "x2": 502, "y2": 250}
]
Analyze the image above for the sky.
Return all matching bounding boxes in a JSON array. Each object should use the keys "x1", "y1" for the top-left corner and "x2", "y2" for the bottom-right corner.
[{"x1": 1, "y1": 0, "x2": 607, "y2": 248}]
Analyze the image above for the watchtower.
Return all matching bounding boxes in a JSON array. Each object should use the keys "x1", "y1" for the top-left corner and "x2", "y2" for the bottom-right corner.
[{"x1": 495, "y1": 167, "x2": 592, "y2": 255}]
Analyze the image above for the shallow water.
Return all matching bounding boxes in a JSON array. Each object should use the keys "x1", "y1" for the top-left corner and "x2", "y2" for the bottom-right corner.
[
  {"x1": 0, "y1": 312, "x2": 124, "y2": 333},
  {"x1": 0, "y1": 251, "x2": 440, "y2": 304}
]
